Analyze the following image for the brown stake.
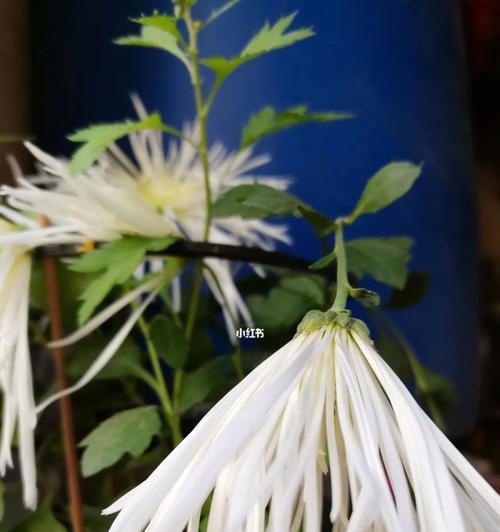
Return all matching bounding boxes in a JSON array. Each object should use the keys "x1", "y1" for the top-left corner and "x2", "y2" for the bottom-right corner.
[{"x1": 41, "y1": 219, "x2": 84, "y2": 532}]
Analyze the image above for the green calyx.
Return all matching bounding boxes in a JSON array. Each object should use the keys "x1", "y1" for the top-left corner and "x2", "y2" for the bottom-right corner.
[{"x1": 296, "y1": 309, "x2": 370, "y2": 338}]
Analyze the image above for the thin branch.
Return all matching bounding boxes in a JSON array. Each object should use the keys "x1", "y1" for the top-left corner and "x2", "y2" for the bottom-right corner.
[{"x1": 37, "y1": 240, "x2": 314, "y2": 272}]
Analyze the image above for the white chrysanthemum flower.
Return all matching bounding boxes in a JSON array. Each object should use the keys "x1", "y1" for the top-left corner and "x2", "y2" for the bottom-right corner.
[
  {"x1": 2, "y1": 97, "x2": 291, "y2": 334},
  {"x1": 0, "y1": 208, "x2": 88, "y2": 510},
  {"x1": 0, "y1": 218, "x2": 37, "y2": 510},
  {"x1": 104, "y1": 312, "x2": 500, "y2": 532}
]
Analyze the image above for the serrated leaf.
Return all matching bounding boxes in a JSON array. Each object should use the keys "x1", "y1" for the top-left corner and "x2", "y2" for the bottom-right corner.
[
  {"x1": 241, "y1": 106, "x2": 352, "y2": 149},
  {"x1": 204, "y1": 0, "x2": 241, "y2": 27},
  {"x1": 11, "y1": 502, "x2": 67, "y2": 532},
  {"x1": 72, "y1": 236, "x2": 176, "y2": 324},
  {"x1": 212, "y1": 184, "x2": 305, "y2": 219},
  {"x1": 115, "y1": 26, "x2": 191, "y2": 72},
  {"x1": 349, "y1": 162, "x2": 422, "y2": 222},
  {"x1": 150, "y1": 315, "x2": 188, "y2": 370},
  {"x1": 202, "y1": 12, "x2": 313, "y2": 84},
  {"x1": 386, "y1": 271, "x2": 430, "y2": 309},
  {"x1": 66, "y1": 337, "x2": 142, "y2": 380},
  {"x1": 346, "y1": 237, "x2": 413, "y2": 289},
  {"x1": 247, "y1": 286, "x2": 318, "y2": 331},
  {"x1": 133, "y1": 14, "x2": 183, "y2": 43},
  {"x1": 68, "y1": 113, "x2": 179, "y2": 175},
  {"x1": 80, "y1": 406, "x2": 161, "y2": 477},
  {"x1": 179, "y1": 358, "x2": 234, "y2": 413},
  {"x1": 242, "y1": 12, "x2": 314, "y2": 56}
]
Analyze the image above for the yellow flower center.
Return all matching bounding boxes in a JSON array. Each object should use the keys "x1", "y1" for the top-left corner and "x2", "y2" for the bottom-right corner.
[{"x1": 137, "y1": 174, "x2": 204, "y2": 218}]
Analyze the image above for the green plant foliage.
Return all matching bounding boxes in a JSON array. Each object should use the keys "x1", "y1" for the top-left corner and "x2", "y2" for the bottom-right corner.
[
  {"x1": 202, "y1": 12, "x2": 314, "y2": 84},
  {"x1": 386, "y1": 271, "x2": 430, "y2": 309},
  {"x1": 311, "y1": 236, "x2": 413, "y2": 290},
  {"x1": 240, "y1": 106, "x2": 352, "y2": 149},
  {"x1": 212, "y1": 184, "x2": 305, "y2": 219},
  {"x1": 79, "y1": 406, "x2": 161, "y2": 477},
  {"x1": 150, "y1": 315, "x2": 188, "y2": 370},
  {"x1": 346, "y1": 237, "x2": 413, "y2": 289},
  {"x1": 247, "y1": 274, "x2": 327, "y2": 331},
  {"x1": 203, "y1": 0, "x2": 241, "y2": 27},
  {"x1": 68, "y1": 113, "x2": 180, "y2": 175},
  {"x1": 309, "y1": 249, "x2": 336, "y2": 271},
  {"x1": 115, "y1": 25, "x2": 191, "y2": 74},
  {"x1": 10, "y1": 502, "x2": 66, "y2": 532},
  {"x1": 296, "y1": 205, "x2": 338, "y2": 239},
  {"x1": 71, "y1": 235, "x2": 176, "y2": 325},
  {"x1": 179, "y1": 358, "x2": 235, "y2": 413},
  {"x1": 349, "y1": 162, "x2": 422, "y2": 223},
  {"x1": 132, "y1": 14, "x2": 184, "y2": 43},
  {"x1": 66, "y1": 337, "x2": 142, "y2": 380}
]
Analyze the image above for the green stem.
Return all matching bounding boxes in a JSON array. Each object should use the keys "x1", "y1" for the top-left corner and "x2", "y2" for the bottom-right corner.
[
  {"x1": 185, "y1": 8, "x2": 212, "y2": 239},
  {"x1": 331, "y1": 223, "x2": 349, "y2": 312},
  {"x1": 173, "y1": 7, "x2": 217, "y2": 421},
  {"x1": 137, "y1": 315, "x2": 182, "y2": 445}
]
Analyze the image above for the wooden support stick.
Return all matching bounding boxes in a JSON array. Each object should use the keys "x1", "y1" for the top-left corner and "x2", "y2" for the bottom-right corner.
[{"x1": 41, "y1": 219, "x2": 84, "y2": 532}]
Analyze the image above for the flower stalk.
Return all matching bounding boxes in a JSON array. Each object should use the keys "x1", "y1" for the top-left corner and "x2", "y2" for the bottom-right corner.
[{"x1": 331, "y1": 221, "x2": 349, "y2": 313}]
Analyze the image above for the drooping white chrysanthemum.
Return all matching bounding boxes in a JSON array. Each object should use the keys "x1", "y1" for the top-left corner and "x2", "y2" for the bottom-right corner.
[
  {"x1": 2, "y1": 97, "x2": 291, "y2": 333},
  {"x1": 0, "y1": 208, "x2": 88, "y2": 510},
  {"x1": 0, "y1": 217, "x2": 37, "y2": 510},
  {"x1": 104, "y1": 311, "x2": 500, "y2": 532}
]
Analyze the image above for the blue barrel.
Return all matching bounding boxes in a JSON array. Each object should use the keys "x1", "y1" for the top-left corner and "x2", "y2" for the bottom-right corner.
[{"x1": 33, "y1": 0, "x2": 477, "y2": 433}]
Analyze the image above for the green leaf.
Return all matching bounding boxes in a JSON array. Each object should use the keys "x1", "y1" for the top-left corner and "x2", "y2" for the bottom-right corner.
[
  {"x1": 115, "y1": 26, "x2": 191, "y2": 73},
  {"x1": 346, "y1": 237, "x2": 413, "y2": 289},
  {"x1": 241, "y1": 106, "x2": 352, "y2": 149},
  {"x1": 349, "y1": 287, "x2": 381, "y2": 306},
  {"x1": 82, "y1": 506, "x2": 113, "y2": 532},
  {"x1": 349, "y1": 162, "x2": 422, "y2": 222},
  {"x1": 72, "y1": 236, "x2": 176, "y2": 325},
  {"x1": 212, "y1": 184, "x2": 305, "y2": 219},
  {"x1": 247, "y1": 275, "x2": 326, "y2": 331},
  {"x1": 296, "y1": 205, "x2": 337, "y2": 239},
  {"x1": 242, "y1": 12, "x2": 314, "y2": 56},
  {"x1": 179, "y1": 358, "x2": 234, "y2": 413},
  {"x1": 68, "y1": 113, "x2": 178, "y2": 175},
  {"x1": 375, "y1": 327, "x2": 413, "y2": 381},
  {"x1": 279, "y1": 275, "x2": 326, "y2": 307},
  {"x1": 385, "y1": 271, "x2": 430, "y2": 309},
  {"x1": 66, "y1": 337, "x2": 142, "y2": 380},
  {"x1": 204, "y1": 0, "x2": 241, "y2": 27},
  {"x1": 309, "y1": 249, "x2": 336, "y2": 271},
  {"x1": 132, "y1": 14, "x2": 183, "y2": 42},
  {"x1": 202, "y1": 12, "x2": 314, "y2": 83},
  {"x1": 80, "y1": 406, "x2": 161, "y2": 477},
  {"x1": 149, "y1": 315, "x2": 188, "y2": 370},
  {"x1": 411, "y1": 359, "x2": 457, "y2": 423},
  {"x1": 11, "y1": 502, "x2": 67, "y2": 532}
]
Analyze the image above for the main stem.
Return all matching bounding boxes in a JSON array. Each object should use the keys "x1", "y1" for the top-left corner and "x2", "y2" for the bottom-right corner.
[
  {"x1": 331, "y1": 223, "x2": 349, "y2": 312},
  {"x1": 184, "y1": 8, "x2": 212, "y2": 341},
  {"x1": 174, "y1": 8, "x2": 216, "y2": 423}
]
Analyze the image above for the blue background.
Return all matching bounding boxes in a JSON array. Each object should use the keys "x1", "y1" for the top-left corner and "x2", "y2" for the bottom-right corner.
[{"x1": 33, "y1": 0, "x2": 478, "y2": 433}]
